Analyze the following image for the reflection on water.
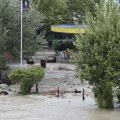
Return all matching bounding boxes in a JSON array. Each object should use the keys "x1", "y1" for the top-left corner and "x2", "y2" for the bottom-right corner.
[{"x1": 0, "y1": 95, "x2": 120, "y2": 120}]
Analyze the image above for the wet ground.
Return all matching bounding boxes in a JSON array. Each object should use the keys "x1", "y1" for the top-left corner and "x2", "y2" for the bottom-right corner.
[{"x1": 0, "y1": 63, "x2": 120, "y2": 120}]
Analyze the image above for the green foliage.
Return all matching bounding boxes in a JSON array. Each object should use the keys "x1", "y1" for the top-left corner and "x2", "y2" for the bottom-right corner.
[
  {"x1": 0, "y1": 11, "x2": 8, "y2": 69},
  {"x1": 32, "y1": 0, "x2": 99, "y2": 51},
  {"x1": 66, "y1": 0, "x2": 97, "y2": 23},
  {"x1": 52, "y1": 39, "x2": 75, "y2": 52},
  {"x1": 0, "y1": 56, "x2": 6, "y2": 70},
  {"x1": 9, "y1": 66, "x2": 44, "y2": 95},
  {"x1": 32, "y1": 0, "x2": 67, "y2": 25},
  {"x1": 52, "y1": 40, "x2": 62, "y2": 52},
  {"x1": 92, "y1": 86, "x2": 114, "y2": 109},
  {"x1": 0, "y1": 0, "x2": 44, "y2": 63},
  {"x1": 32, "y1": 0, "x2": 98, "y2": 25},
  {"x1": 75, "y1": 0, "x2": 120, "y2": 109}
]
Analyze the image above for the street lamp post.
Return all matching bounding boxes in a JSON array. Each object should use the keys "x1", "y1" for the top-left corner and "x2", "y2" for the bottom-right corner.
[
  {"x1": 20, "y1": 0, "x2": 29, "y2": 67},
  {"x1": 20, "y1": 0, "x2": 23, "y2": 67}
]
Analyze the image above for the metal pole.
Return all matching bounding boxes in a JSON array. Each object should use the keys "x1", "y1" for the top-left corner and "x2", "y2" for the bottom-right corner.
[
  {"x1": 57, "y1": 87, "x2": 59, "y2": 97},
  {"x1": 20, "y1": 0, "x2": 23, "y2": 67},
  {"x1": 36, "y1": 82, "x2": 38, "y2": 93},
  {"x1": 82, "y1": 89, "x2": 85, "y2": 101}
]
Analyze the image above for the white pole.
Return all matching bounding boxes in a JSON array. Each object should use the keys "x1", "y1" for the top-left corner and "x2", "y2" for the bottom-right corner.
[{"x1": 20, "y1": 0, "x2": 23, "y2": 67}]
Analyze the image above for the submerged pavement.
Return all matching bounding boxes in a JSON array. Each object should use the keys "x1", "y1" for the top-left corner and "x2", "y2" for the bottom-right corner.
[
  {"x1": 0, "y1": 95, "x2": 120, "y2": 120},
  {"x1": 0, "y1": 63, "x2": 120, "y2": 120}
]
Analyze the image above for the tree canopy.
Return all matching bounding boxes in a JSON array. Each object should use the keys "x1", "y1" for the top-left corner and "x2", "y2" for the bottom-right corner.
[
  {"x1": 0, "y1": 0, "x2": 44, "y2": 69},
  {"x1": 32, "y1": 0, "x2": 98, "y2": 25},
  {"x1": 75, "y1": 0, "x2": 120, "y2": 109}
]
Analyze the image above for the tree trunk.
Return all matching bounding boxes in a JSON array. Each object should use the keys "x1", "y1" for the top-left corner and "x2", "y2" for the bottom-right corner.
[
  {"x1": 0, "y1": 71, "x2": 1, "y2": 80},
  {"x1": 103, "y1": 90, "x2": 114, "y2": 109},
  {"x1": 94, "y1": 87, "x2": 114, "y2": 109},
  {"x1": 36, "y1": 83, "x2": 38, "y2": 93},
  {"x1": 20, "y1": 83, "x2": 32, "y2": 95}
]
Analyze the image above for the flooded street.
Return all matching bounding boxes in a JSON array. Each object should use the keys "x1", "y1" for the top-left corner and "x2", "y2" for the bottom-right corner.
[
  {"x1": 0, "y1": 63, "x2": 120, "y2": 120},
  {"x1": 0, "y1": 95, "x2": 120, "y2": 120}
]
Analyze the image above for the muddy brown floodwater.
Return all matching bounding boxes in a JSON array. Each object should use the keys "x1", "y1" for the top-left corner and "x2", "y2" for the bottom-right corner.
[
  {"x1": 0, "y1": 63, "x2": 120, "y2": 120},
  {"x1": 0, "y1": 95, "x2": 120, "y2": 120}
]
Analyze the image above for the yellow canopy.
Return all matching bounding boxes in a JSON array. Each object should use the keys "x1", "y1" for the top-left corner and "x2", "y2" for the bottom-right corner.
[{"x1": 51, "y1": 24, "x2": 88, "y2": 34}]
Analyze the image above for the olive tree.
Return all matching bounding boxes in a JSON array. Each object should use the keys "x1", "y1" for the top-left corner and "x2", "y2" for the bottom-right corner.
[{"x1": 75, "y1": 0, "x2": 120, "y2": 109}]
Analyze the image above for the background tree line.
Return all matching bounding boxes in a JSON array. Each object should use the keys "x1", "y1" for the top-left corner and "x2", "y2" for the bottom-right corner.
[
  {"x1": 0, "y1": 0, "x2": 44, "y2": 69},
  {"x1": 0, "y1": 0, "x2": 99, "y2": 69},
  {"x1": 32, "y1": 0, "x2": 100, "y2": 41}
]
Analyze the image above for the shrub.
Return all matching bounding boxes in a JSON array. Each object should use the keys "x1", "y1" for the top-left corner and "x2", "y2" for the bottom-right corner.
[
  {"x1": 75, "y1": 0, "x2": 120, "y2": 109},
  {"x1": 52, "y1": 39, "x2": 75, "y2": 52},
  {"x1": 9, "y1": 66, "x2": 44, "y2": 95}
]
